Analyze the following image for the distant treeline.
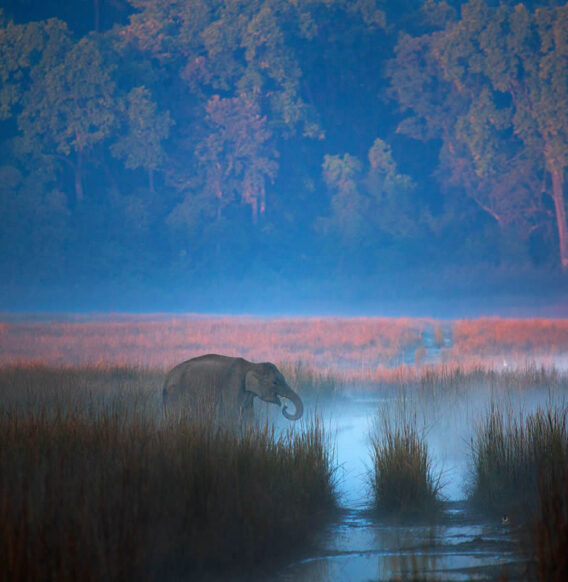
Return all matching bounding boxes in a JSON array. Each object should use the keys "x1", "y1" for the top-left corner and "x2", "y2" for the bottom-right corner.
[{"x1": 1, "y1": 1, "x2": 568, "y2": 310}]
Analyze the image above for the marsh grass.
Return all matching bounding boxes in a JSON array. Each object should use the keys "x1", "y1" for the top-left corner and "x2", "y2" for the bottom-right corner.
[
  {"x1": 0, "y1": 365, "x2": 337, "y2": 581},
  {"x1": 533, "y1": 467, "x2": 568, "y2": 581},
  {"x1": 370, "y1": 406, "x2": 444, "y2": 518},
  {"x1": 452, "y1": 318, "x2": 568, "y2": 360},
  {"x1": 0, "y1": 316, "x2": 428, "y2": 369},
  {"x1": 279, "y1": 360, "x2": 343, "y2": 401},
  {"x1": 4, "y1": 316, "x2": 568, "y2": 374},
  {"x1": 468, "y1": 402, "x2": 568, "y2": 516},
  {"x1": 417, "y1": 362, "x2": 566, "y2": 392}
]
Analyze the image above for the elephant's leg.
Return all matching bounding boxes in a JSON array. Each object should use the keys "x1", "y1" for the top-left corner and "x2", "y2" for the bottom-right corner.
[{"x1": 239, "y1": 392, "x2": 255, "y2": 424}]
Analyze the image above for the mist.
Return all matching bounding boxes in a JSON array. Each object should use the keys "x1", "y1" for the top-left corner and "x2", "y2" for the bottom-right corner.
[
  {"x1": 314, "y1": 377, "x2": 566, "y2": 508},
  {"x1": 273, "y1": 372, "x2": 568, "y2": 580}
]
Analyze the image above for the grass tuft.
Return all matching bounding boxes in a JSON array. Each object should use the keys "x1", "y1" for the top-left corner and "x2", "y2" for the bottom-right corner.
[
  {"x1": 468, "y1": 402, "x2": 568, "y2": 515},
  {"x1": 370, "y1": 406, "x2": 444, "y2": 518}
]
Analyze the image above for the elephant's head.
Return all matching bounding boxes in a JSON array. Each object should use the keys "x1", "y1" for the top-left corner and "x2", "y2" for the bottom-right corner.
[{"x1": 245, "y1": 363, "x2": 303, "y2": 420}]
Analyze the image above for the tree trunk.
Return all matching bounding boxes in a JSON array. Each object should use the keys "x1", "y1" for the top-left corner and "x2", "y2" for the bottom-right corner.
[
  {"x1": 550, "y1": 167, "x2": 568, "y2": 269},
  {"x1": 103, "y1": 163, "x2": 121, "y2": 203}
]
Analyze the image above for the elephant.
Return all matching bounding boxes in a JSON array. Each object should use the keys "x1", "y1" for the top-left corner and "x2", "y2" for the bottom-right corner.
[{"x1": 162, "y1": 354, "x2": 303, "y2": 423}]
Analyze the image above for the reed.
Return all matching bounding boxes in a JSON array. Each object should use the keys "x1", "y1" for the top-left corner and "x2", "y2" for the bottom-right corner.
[
  {"x1": 533, "y1": 467, "x2": 568, "y2": 581},
  {"x1": 452, "y1": 318, "x2": 568, "y2": 359},
  {"x1": 468, "y1": 402, "x2": 568, "y2": 515},
  {"x1": 3, "y1": 316, "x2": 568, "y2": 389},
  {"x1": 0, "y1": 315, "x2": 428, "y2": 369},
  {"x1": 369, "y1": 406, "x2": 444, "y2": 517},
  {"x1": 0, "y1": 365, "x2": 337, "y2": 580},
  {"x1": 278, "y1": 360, "x2": 343, "y2": 401}
]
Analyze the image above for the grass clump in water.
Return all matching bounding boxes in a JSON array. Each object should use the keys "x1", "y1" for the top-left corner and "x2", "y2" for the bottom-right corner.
[
  {"x1": 468, "y1": 402, "x2": 568, "y2": 516},
  {"x1": 370, "y1": 406, "x2": 444, "y2": 518},
  {"x1": 0, "y1": 365, "x2": 337, "y2": 581}
]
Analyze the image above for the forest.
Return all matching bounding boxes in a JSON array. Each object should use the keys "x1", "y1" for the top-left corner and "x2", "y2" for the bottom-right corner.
[{"x1": 1, "y1": 0, "x2": 567, "y2": 313}]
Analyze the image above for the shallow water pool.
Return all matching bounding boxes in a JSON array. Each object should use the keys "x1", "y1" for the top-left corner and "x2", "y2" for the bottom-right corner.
[{"x1": 273, "y1": 394, "x2": 530, "y2": 581}]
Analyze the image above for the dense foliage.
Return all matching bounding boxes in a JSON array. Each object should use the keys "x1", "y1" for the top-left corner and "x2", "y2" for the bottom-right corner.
[{"x1": 1, "y1": 0, "x2": 567, "y2": 311}]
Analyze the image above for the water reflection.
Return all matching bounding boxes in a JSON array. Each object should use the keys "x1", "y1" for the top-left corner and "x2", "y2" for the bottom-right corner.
[{"x1": 277, "y1": 503, "x2": 525, "y2": 581}]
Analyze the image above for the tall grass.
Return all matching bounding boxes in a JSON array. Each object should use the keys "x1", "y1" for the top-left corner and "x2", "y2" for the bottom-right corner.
[
  {"x1": 278, "y1": 360, "x2": 343, "y2": 401},
  {"x1": 468, "y1": 402, "x2": 568, "y2": 515},
  {"x1": 533, "y1": 467, "x2": 568, "y2": 581},
  {"x1": 452, "y1": 318, "x2": 568, "y2": 359},
  {"x1": 411, "y1": 363, "x2": 568, "y2": 407},
  {"x1": 0, "y1": 315, "x2": 428, "y2": 369},
  {"x1": 0, "y1": 365, "x2": 337, "y2": 580},
  {"x1": 370, "y1": 406, "x2": 444, "y2": 518},
  {"x1": 3, "y1": 316, "x2": 568, "y2": 389}
]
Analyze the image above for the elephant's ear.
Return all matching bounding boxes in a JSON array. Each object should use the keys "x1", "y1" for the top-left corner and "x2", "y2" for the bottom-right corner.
[{"x1": 245, "y1": 370, "x2": 263, "y2": 397}]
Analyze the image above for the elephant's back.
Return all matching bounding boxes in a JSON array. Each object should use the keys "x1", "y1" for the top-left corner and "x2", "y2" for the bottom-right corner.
[{"x1": 163, "y1": 354, "x2": 244, "y2": 396}]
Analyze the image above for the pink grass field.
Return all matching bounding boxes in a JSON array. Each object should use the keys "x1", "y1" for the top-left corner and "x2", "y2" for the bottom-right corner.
[{"x1": 1, "y1": 315, "x2": 568, "y2": 377}]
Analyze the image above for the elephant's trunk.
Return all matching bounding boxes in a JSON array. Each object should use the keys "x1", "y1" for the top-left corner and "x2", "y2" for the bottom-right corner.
[{"x1": 281, "y1": 389, "x2": 303, "y2": 420}]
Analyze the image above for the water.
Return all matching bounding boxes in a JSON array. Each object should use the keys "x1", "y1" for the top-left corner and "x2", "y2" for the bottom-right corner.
[
  {"x1": 272, "y1": 393, "x2": 531, "y2": 581},
  {"x1": 268, "y1": 332, "x2": 564, "y2": 581},
  {"x1": 276, "y1": 502, "x2": 525, "y2": 581}
]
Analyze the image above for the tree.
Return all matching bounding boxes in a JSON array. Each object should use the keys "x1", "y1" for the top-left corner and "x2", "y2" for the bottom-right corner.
[
  {"x1": 365, "y1": 138, "x2": 418, "y2": 239},
  {"x1": 122, "y1": 0, "x2": 319, "y2": 136},
  {"x1": 17, "y1": 30, "x2": 118, "y2": 202},
  {"x1": 318, "y1": 139, "x2": 417, "y2": 249},
  {"x1": 118, "y1": 0, "x2": 345, "y2": 231},
  {"x1": 110, "y1": 85, "x2": 172, "y2": 191},
  {"x1": 390, "y1": 0, "x2": 568, "y2": 268},
  {"x1": 174, "y1": 94, "x2": 277, "y2": 224},
  {"x1": 521, "y1": 4, "x2": 568, "y2": 267},
  {"x1": 318, "y1": 152, "x2": 365, "y2": 245}
]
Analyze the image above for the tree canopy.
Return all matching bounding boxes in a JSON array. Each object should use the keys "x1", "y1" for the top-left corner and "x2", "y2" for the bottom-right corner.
[{"x1": 0, "y1": 1, "x2": 567, "y2": 310}]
